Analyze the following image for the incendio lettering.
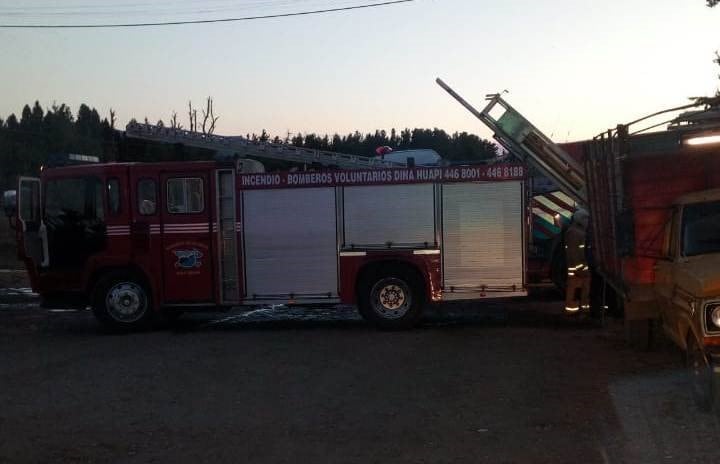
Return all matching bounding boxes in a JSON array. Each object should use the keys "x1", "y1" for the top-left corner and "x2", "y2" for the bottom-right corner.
[
  {"x1": 415, "y1": 169, "x2": 443, "y2": 181},
  {"x1": 241, "y1": 174, "x2": 282, "y2": 186},
  {"x1": 287, "y1": 173, "x2": 333, "y2": 186},
  {"x1": 333, "y1": 170, "x2": 392, "y2": 184},
  {"x1": 393, "y1": 170, "x2": 415, "y2": 181}
]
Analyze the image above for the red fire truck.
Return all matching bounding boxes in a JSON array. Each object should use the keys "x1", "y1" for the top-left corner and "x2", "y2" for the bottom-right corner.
[{"x1": 13, "y1": 160, "x2": 527, "y2": 329}]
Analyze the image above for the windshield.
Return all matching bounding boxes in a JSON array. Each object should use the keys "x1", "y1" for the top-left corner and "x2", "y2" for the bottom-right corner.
[{"x1": 682, "y1": 200, "x2": 720, "y2": 256}]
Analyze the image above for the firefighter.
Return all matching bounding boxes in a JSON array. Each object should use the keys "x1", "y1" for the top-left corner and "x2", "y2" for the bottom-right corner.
[{"x1": 564, "y1": 209, "x2": 590, "y2": 313}]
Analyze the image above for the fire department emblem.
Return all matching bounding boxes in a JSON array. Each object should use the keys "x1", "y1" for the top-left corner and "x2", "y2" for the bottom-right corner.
[{"x1": 174, "y1": 249, "x2": 203, "y2": 269}]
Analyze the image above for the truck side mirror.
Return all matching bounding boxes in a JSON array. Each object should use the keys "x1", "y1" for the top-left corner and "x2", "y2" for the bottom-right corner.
[
  {"x1": 3, "y1": 190, "x2": 17, "y2": 229},
  {"x1": 3, "y1": 190, "x2": 16, "y2": 217}
]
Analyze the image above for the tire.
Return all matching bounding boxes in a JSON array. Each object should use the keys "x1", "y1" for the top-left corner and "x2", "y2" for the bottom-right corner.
[
  {"x1": 686, "y1": 335, "x2": 714, "y2": 411},
  {"x1": 163, "y1": 309, "x2": 184, "y2": 324},
  {"x1": 358, "y1": 267, "x2": 424, "y2": 329},
  {"x1": 625, "y1": 318, "x2": 651, "y2": 350},
  {"x1": 92, "y1": 271, "x2": 153, "y2": 331},
  {"x1": 713, "y1": 370, "x2": 720, "y2": 417}
]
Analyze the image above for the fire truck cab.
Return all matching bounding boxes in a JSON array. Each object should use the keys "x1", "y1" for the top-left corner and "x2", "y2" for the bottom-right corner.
[{"x1": 15, "y1": 159, "x2": 527, "y2": 330}]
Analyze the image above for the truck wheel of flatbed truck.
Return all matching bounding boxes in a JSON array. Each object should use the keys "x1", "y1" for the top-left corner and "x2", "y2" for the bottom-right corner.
[
  {"x1": 686, "y1": 335, "x2": 716, "y2": 412},
  {"x1": 92, "y1": 271, "x2": 153, "y2": 331},
  {"x1": 625, "y1": 318, "x2": 651, "y2": 350},
  {"x1": 358, "y1": 269, "x2": 423, "y2": 329}
]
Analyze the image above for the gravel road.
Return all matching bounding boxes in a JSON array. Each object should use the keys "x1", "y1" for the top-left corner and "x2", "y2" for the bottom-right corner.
[{"x1": 1, "y1": 284, "x2": 719, "y2": 463}]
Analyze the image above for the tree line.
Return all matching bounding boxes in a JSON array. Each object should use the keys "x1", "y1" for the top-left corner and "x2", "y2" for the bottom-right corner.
[{"x1": 0, "y1": 100, "x2": 498, "y2": 190}]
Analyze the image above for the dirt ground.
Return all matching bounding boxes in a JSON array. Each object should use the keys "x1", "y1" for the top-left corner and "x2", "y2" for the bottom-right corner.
[{"x1": 1, "y1": 282, "x2": 720, "y2": 464}]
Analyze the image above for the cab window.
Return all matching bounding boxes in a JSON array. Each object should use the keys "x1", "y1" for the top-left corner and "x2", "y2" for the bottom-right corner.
[
  {"x1": 682, "y1": 201, "x2": 720, "y2": 257},
  {"x1": 45, "y1": 177, "x2": 104, "y2": 223},
  {"x1": 167, "y1": 178, "x2": 204, "y2": 214},
  {"x1": 43, "y1": 176, "x2": 106, "y2": 270},
  {"x1": 19, "y1": 182, "x2": 39, "y2": 222},
  {"x1": 137, "y1": 179, "x2": 157, "y2": 215},
  {"x1": 107, "y1": 178, "x2": 121, "y2": 215}
]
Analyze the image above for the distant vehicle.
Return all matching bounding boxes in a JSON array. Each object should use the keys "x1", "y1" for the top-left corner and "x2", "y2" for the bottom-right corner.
[{"x1": 377, "y1": 149, "x2": 442, "y2": 166}]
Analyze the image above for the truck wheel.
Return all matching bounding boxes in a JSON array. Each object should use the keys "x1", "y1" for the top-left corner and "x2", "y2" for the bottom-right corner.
[
  {"x1": 687, "y1": 336, "x2": 714, "y2": 411},
  {"x1": 358, "y1": 269, "x2": 424, "y2": 329},
  {"x1": 92, "y1": 272, "x2": 153, "y2": 331},
  {"x1": 625, "y1": 318, "x2": 651, "y2": 350},
  {"x1": 163, "y1": 309, "x2": 184, "y2": 326},
  {"x1": 713, "y1": 370, "x2": 720, "y2": 417}
]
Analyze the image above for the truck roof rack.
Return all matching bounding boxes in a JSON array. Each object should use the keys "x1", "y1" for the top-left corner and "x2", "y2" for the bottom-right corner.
[{"x1": 125, "y1": 122, "x2": 406, "y2": 170}]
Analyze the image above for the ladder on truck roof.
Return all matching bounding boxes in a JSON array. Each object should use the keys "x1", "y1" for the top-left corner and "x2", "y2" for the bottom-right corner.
[
  {"x1": 125, "y1": 122, "x2": 405, "y2": 170},
  {"x1": 436, "y1": 79, "x2": 587, "y2": 206}
]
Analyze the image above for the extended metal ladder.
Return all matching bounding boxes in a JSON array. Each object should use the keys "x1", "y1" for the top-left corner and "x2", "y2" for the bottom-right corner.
[
  {"x1": 125, "y1": 122, "x2": 405, "y2": 170},
  {"x1": 436, "y1": 79, "x2": 587, "y2": 205}
]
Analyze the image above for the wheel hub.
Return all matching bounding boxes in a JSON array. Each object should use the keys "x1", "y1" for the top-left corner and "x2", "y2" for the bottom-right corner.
[
  {"x1": 380, "y1": 285, "x2": 405, "y2": 310},
  {"x1": 370, "y1": 278, "x2": 412, "y2": 320},
  {"x1": 106, "y1": 282, "x2": 146, "y2": 322}
]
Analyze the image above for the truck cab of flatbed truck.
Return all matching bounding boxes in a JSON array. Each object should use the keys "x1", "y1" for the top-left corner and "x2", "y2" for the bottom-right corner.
[{"x1": 655, "y1": 188, "x2": 720, "y2": 409}]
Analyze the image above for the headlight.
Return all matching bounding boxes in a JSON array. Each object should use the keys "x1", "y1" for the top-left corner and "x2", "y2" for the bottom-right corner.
[
  {"x1": 705, "y1": 303, "x2": 720, "y2": 333},
  {"x1": 711, "y1": 307, "x2": 720, "y2": 328}
]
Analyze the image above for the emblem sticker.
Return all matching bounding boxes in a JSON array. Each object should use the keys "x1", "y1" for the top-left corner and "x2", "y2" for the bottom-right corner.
[{"x1": 174, "y1": 249, "x2": 203, "y2": 269}]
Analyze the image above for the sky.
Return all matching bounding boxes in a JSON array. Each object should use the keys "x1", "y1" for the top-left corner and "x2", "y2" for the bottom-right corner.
[{"x1": 0, "y1": 0, "x2": 718, "y2": 142}]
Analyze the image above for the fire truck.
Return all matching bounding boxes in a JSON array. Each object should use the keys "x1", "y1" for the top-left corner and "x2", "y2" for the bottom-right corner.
[{"x1": 12, "y1": 152, "x2": 527, "y2": 329}]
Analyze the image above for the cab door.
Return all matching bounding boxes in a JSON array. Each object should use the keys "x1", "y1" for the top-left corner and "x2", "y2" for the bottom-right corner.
[
  {"x1": 17, "y1": 177, "x2": 47, "y2": 268},
  {"x1": 160, "y1": 173, "x2": 214, "y2": 304}
]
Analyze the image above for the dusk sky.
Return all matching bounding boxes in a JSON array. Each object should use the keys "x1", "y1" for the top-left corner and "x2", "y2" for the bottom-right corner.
[{"x1": 1, "y1": 0, "x2": 718, "y2": 142}]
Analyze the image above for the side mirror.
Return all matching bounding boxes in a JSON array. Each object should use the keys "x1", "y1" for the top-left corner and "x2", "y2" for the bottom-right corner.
[
  {"x1": 2, "y1": 190, "x2": 17, "y2": 218},
  {"x1": 3, "y1": 190, "x2": 17, "y2": 229}
]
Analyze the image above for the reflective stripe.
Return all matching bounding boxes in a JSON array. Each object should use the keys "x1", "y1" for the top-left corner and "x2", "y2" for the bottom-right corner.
[
  {"x1": 567, "y1": 264, "x2": 589, "y2": 272},
  {"x1": 565, "y1": 306, "x2": 580, "y2": 312},
  {"x1": 339, "y1": 251, "x2": 367, "y2": 257},
  {"x1": 413, "y1": 249, "x2": 441, "y2": 255}
]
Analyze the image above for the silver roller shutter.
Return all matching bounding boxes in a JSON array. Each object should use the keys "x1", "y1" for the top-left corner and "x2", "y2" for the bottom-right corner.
[
  {"x1": 243, "y1": 188, "x2": 338, "y2": 298},
  {"x1": 343, "y1": 184, "x2": 435, "y2": 248},
  {"x1": 442, "y1": 181, "x2": 524, "y2": 291}
]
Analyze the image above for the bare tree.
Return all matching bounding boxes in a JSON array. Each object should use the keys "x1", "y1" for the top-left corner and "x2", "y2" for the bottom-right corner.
[
  {"x1": 109, "y1": 108, "x2": 116, "y2": 129},
  {"x1": 201, "y1": 97, "x2": 219, "y2": 135},
  {"x1": 188, "y1": 101, "x2": 198, "y2": 132},
  {"x1": 170, "y1": 111, "x2": 182, "y2": 130}
]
